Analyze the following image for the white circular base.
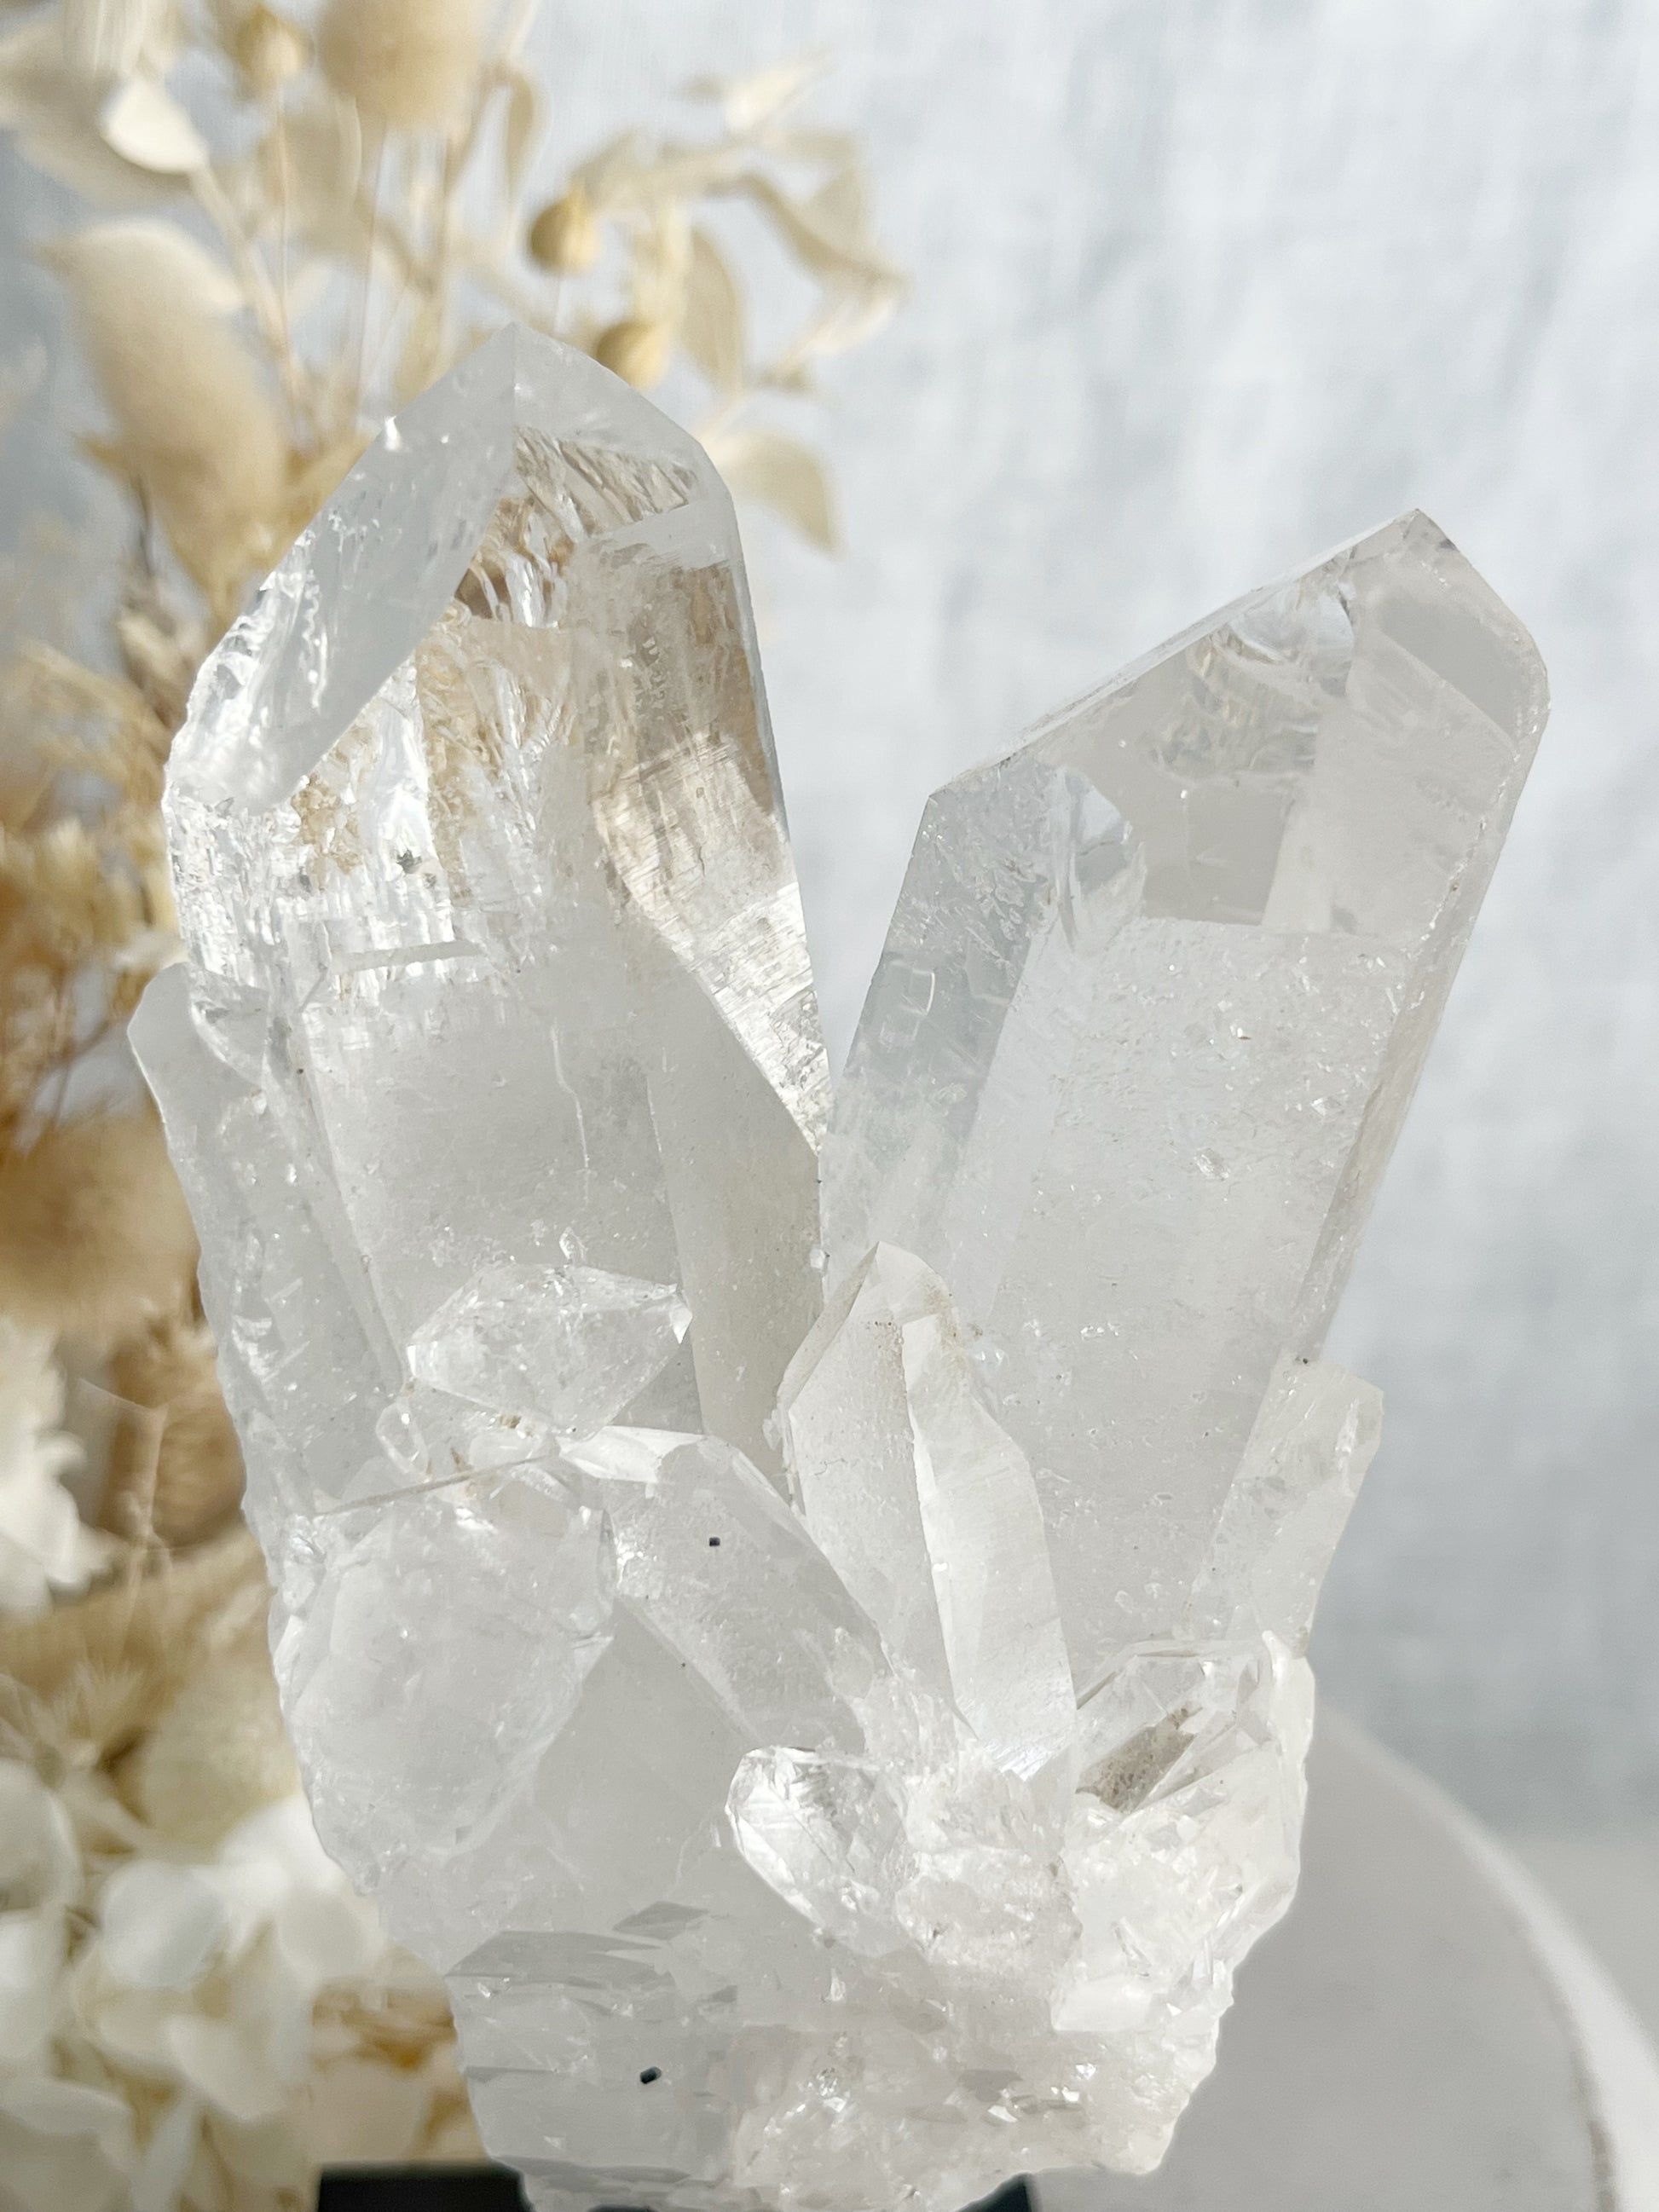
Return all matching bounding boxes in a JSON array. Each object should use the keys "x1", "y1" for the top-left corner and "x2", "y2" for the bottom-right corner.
[{"x1": 1036, "y1": 1712, "x2": 1659, "y2": 2211}]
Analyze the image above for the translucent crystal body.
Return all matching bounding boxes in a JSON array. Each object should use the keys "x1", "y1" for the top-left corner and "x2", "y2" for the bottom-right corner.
[{"x1": 133, "y1": 330, "x2": 1547, "y2": 2212}]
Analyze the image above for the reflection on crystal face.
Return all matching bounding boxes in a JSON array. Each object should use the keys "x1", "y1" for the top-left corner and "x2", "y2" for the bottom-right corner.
[{"x1": 134, "y1": 329, "x2": 1547, "y2": 2212}]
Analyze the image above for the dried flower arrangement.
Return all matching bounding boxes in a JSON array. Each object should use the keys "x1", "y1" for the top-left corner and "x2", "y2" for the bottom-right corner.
[{"x1": 0, "y1": 5, "x2": 899, "y2": 2205}]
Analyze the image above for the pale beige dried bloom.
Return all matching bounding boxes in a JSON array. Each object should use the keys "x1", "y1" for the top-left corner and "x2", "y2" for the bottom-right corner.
[
  {"x1": 0, "y1": 1318, "x2": 112, "y2": 1619},
  {"x1": 0, "y1": 627, "x2": 182, "y2": 1141},
  {"x1": 0, "y1": 1112, "x2": 198, "y2": 1345},
  {"x1": 594, "y1": 315, "x2": 674, "y2": 391},
  {"x1": 0, "y1": 1523, "x2": 262, "y2": 1716},
  {"x1": 40, "y1": 1655, "x2": 153, "y2": 1767},
  {"x1": 317, "y1": 0, "x2": 484, "y2": 132},
  {"x1": 529, "y1": 184, "x2": 601, "y2": 274},
  {"x1": 124, "y1": 1627, "x2": 297, "y2": 1845},
  {"x1": 0, "y1": 817, "x2": 141, "y2": 963},
  {"x1": 43, "y1": 222, "x2": 286, "y2": 624},
  {"x1": 106, "y1": 1310, "x2": 244, "y2": 1547},
  {"x1": 113, "y1": 593, "x2": 200, "y2": 732}
]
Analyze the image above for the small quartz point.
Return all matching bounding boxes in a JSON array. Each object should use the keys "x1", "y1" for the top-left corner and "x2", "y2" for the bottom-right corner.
[
  {"x1": 408, "y1": 1262, "x2": 692, "y2": 1434},
  {"x1": 133, "y1": 332, "x2": 1547, "y2": 2212},
  {"x1": 777, "y1": 1241, "x2": 1076, "y2": 1782}
]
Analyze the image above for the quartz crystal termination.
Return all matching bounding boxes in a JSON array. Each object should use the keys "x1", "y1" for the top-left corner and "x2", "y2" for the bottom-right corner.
[
  {"x1": 825, "y1": 517, "x2": 1550, "y2": 1684},
  {"x1": 133, "y1": 328, "x2": 1548, "y2": 2212}
]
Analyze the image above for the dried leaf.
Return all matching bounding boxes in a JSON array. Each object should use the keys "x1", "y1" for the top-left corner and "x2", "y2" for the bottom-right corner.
[
  {"x1": 761, "y1": 124, "x2": 863, "y2": 166},
  {"x1": 98, "y1": 75, "x2": 208, "y2": 174},
  {"x1": 570, "y1": 127, "x2": 649, "y2": 208},
  {"x1": 606, "y1": 141, "x2": 743, "y2": 210},
  {"x1": 733, "y1": 169, "x2": 903, "y2": 290},
  {"x1": 113, "y1": 596, "x2": 199, "y2": 730},
  {"x1": 804, "y1": 160, "x2": 871, "y2": 254},
  {"x1": 682, "y1": 227, "x2": 745, "y2": 395},
  {"x1": 690, "y1": 54, "x2": 827, "y2": 135},
  {"x1": 628, "y1": 198, "x2": 691, "y2": 325},
  {"x1": 795, "y1": 270, "x2": 905, "y2": 359},
  {"x1": 9, "y1": 110, "x2": 178, "y2": 202},
  {"x1": 0, "y1": 15, "x2": 176, "y2": 205},
  {"x1": 702, "y1": 424, "x2": 837, "y2": 550}
]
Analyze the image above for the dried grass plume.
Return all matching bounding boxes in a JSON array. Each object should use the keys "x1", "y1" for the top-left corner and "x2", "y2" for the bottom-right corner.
[{"x1": 43, "y1": 222, "x2": 287, "y2": 622}]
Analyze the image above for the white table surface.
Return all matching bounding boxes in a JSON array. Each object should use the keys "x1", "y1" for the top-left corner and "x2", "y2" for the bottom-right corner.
[{"x1": 1036, "y1": 1712, "x2": 1659, "y2": 2212}]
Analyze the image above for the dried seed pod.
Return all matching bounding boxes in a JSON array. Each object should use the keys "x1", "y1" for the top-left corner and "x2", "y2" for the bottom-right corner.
[
  {"x1": 233, "y1": 4, "x2": 310, "y2": 95},
  {"x1": 592, "y1": 315, "x2": 673, "y2": 391},
  {"x1": 528, "y1": 187, "x2": 601, "y2": 274}
]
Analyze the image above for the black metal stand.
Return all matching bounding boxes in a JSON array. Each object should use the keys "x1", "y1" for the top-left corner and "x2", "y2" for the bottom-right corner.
[
  {"x1": 317, "y1": 2173, "x2": 527, "y2": 2209},
  {"x1": 316, "y1": 2171, "x2": 1034, "y2": 2212}
]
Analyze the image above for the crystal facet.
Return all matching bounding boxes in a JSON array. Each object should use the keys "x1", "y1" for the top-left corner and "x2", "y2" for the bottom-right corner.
[
  {"x1": 824, "y1": 532, "x2": 1546, "y2": 1682},
  {"x1": 134, "y1": 330, "x2": 1547, "y2": 2212}
]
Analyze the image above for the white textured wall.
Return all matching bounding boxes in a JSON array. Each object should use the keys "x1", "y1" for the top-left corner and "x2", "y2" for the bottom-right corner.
[{"x1": 5, "y1": 0, "x2": 1656, "y2": 1826}]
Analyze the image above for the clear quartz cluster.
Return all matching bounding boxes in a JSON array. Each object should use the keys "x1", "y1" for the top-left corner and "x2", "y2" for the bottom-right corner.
[{"x1": 133, "y1": 328, "x2": 1548, "y2": 2212}]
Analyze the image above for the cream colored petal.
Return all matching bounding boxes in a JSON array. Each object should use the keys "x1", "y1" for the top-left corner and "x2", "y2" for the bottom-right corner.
[
  {"x1": 0, "y1": 1759, "x2": 81, "y2": 1907},
  {"x1": 303, "y1": 2055, "x2": 429, "y2": 2166},
  {"x1": 165, "y1": 2013, "x2": 288, "y2": 2126},
  {"x1": 272, "y1": 1882, "x2": 384, "y2": 1989},
  {"x1": 98, "y1": 76, "x2": 206, "y2": 174},
  {"x1": 100, "y1": 1861, "x2": 228, "y2": 1990}
]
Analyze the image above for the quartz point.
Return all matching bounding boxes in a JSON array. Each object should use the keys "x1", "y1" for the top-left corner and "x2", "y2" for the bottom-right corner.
[{"x1": 132, "y1": 328, "x2": 1548, "y2": 2212}]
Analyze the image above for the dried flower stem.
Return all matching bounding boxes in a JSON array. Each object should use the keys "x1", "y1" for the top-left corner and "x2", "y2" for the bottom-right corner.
[{"x1": 191, "y1": 165, "x2": 304, "y2": 430}]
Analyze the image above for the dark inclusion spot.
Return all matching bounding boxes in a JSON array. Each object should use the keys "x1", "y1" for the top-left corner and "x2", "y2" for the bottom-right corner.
[
  {"x1": 639, "y1": 2067, "x2": 662, "y2": 2085},
  {"x1": 396, "y1": 849, "x2": 419, "y2": 873},
  {"x1": 708, "y1": 1536, "x2": 721, "y2": 1548}
]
